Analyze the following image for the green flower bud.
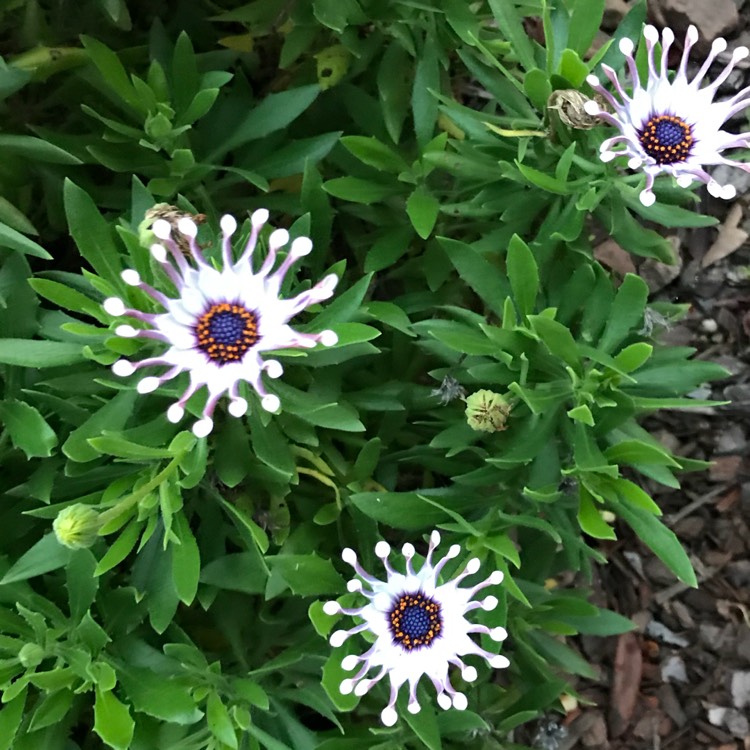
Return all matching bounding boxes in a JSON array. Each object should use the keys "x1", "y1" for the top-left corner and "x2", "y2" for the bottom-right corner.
[
  {"x1": 18, "y1": 643, "x2": 45, "y2": 669},
  {"x1": 465, "y1": 390, "x2": 511, "y2": 433},
  {"x1": 53, "y1": 504, "x2": 102, "y2": 550}
]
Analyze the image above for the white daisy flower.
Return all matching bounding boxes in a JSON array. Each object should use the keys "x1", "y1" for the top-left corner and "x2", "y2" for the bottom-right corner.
[
  {"x1": 584, "y1": 24, "x2": 750, "y2": 206},
  {"x1": 323, "y1": 531, "x2": 510, "y2": 726},
  {"x1": 104, "y1": 210, "x2": 339, "y2": 437}
]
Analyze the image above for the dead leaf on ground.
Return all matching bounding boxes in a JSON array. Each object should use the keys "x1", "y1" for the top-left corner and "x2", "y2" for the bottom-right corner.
[
  {"x1": 609, "y1": 632, "x2": 643, "y2": 737},
  {"x1": 594, "y1": 238, "x2": 637, "y2": 276},
  {"x1": 702, "y1": 203, "x2": 749, "y2": 268}
]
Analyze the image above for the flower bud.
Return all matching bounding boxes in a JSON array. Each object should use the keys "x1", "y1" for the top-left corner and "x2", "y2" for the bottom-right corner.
[
  {"x1": 18, "y1": 643, "x2": 45, "y2": 669},
  {"x1": 465, "y1": 390, "x2": 511, "y2": 432},
  {"x1": 548, "y1": 90, "x2": 608, "y2": 130},
  {"x1": 53, "y1": 504, "x2": 102, "y2": 549}
]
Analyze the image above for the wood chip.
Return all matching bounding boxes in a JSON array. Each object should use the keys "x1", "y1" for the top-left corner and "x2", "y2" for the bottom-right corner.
[{"x1": 701, "y1": 203, "x2": 749, "y2": 268}]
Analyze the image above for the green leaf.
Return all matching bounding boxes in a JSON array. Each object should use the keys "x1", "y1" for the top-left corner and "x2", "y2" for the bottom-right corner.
[
  {"x1": 313, "y1": 0, "x2": 366, "y2": 32},
  {"x1": 119, "y1": 668, "x2": 202, "y2": 725},
  {"x1": 1, "y1": 533, "x2": 71, "y2": 584},
  {"x1": 0, "y1": 399, "x2": 57, "y2": 457},
  {"x1": 610, "y1": 498, "x2": 696, "y2": 586},
  {"x1": 528, "y1": 315, "x2": 580, "y2": 369},
  {"x1": 66, "y1": 548, "x2": 99, "y2": 622},
  {"x1": 81, "y1": 36, "x2": 143, "y2": 112},
  {"x1": 95, "y1": 521, "x2": 142, "y2": 575},
  {"x1": 0, "y1": 134, "x2": 81, "y2": 164},
  {"x1": 614, "y1": 342, "x2": 652, "y2": 372},
  {"x1": 94, "y1": 688, "x2": 135, "y2": 750},
  {"x1": 340, "y1": 135, "x2": 407, "y2": 173},
  {"x1": 567, "y1": 404, "x2": 594, "y2": 426},
  {"x1": 0, "y1": 219, "x2": 50, "y2": 259},
  {"x1": 488, "y1": 0, "x2": 537, "y2": 70},
  {"x1": 406, "y1": 188, "x2": 440, "y2": 239},
  {"x1": 378, "y1": 42, "x2": 412, "y2": 143},
  {"x1": 64, "y1": 179, "x2": 123, "y2": 282},
  {"x1": 0, "y1": 339, "x2": 85, "y2": 368},
  {"x1": 558, "y1": 48, "x2": 589, "y2": 87},
  {"x1": 323, "y1": 176, "x2": 402, "y2": 204},
  {"x1": 412, "y1": 34, "x2": 440, "y2": 147},
  {"x1": 200, "y1": 553, "x2": 268, "y2": 594},
  {"x1": 568, "y1": 0, "x2": 606, "y2": 56},
  {"x1": 207, "y1": 693, "x2": 238, "y2": 750},
  {"x1": 404, "y1": 700, "x2": 442, "y2": 750},
  {"x1": 363, "y1": 226, "x2": 414, "y2": 273},
  {"x1": 171, "y1": 514, "x2": 201, "y2": 605},
  {"x1": 524, "y1": 68, "x2": 551, "y2": 111},
  {"x1": 269, "y1": 554, "x2": 345, "y2": 596},
  {"x1": 63, "y1": 390, "x2": 138, "y2": 463},
  {"x1": 598, "y1": 273, "x2": 648, "y2": 353},
  {"x1": 604, "y1": 440, "x2": 679, "y2": 468},
  {"x1": 438, "y1": 237, "x2": 508, "y2": 317},
  {"x1": 0, "y1": 689, "x2": 26, "y2": 750},
  {"x1": 217, "y1": 85, "x2": 320, "y2": 156},
  {"x1": 506, "y1": 234, "x2": 538, "y2": 315},
  {"x1": 578, "y1": 489, "x2": 616, "y2": 540}
]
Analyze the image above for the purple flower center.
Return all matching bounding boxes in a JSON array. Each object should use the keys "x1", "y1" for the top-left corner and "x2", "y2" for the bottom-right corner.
[
  {"x1": 638, "y1": 114, "x2": 693, "y2": 165},
  {"x1": 195, "y1": 303, "x2": 259, "y2": 365},
  {"x1": 388, "y1": 592, "x2": 442, "y2": 650}
]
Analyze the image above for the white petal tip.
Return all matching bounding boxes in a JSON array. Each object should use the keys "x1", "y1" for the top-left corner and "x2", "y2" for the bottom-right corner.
[
  {"x1": 269, "y1": 228, "x2": 289, "y2": 249},
  {"x1": 167, "y1": 404, "x2": 184, "y2": 423},
  {"x1": 639, "y1": 190, "x2": 656, "y2": 207},
  {"x1": 261, "y1": 394, "x2": 280, "y2": 413},
  {"x1": 733, "y1": 46, "x2": 748, "y2": 61},
  {"x1": 585, "y1": 74, "x2": 600, "y2": 87},
  {"x1": 437, "y1": 693, "x2": 452, "y2": 710},
  {"x1": 375, "y1": 541, "x2": 391, "y2": 558},
  {"x1": 291, "y1": 236, "x2": 313, "y2": 256},
  {"x1": 323, "y1": 601, "x2": 340, "y2": 616},
  {"x1": 713, "y1": 37, "x2": 728, "y2": 53},
  {"x1": 354, "y1": 681, "x2": 369, "y2": 697},
  {"x1": 103, "y1": 297, "x2": 126, "y2": 316},
  {"x1": 407, "y1": 702, "x2": 421, "y2": 715},
  {"x1": 676, "y1": 174, "x2": 694, "y2": 188},
  {"x1": 192, "y1": 419, "x2": 213, "y2": 438},
  {"x1": 462, "y1": 666, "x2": 478, "y2": 682},
  {"x1": 251, "y1": 208, "x2": 269, "y2": 227},
  {"x1": 115, "y1": 324, "x2": 138, "y2": 338},
  {"x1": 112, "y1": 359, "x2": 135, "y2": 377},
  {"x1": 583, "y1": 100, "x2": 600, "y2": 116},
  {"x1": 489, "y1": 570, "x2": 504, "y2": 585},
  {"x1": 152, "y1": 219, "x2": 172, "y2": 240},
  {"x1": 339, "y1": 679, "x2": 354, "y2": 695},
  {"x1": 228, "y1": 398, "x2": 248, "y2": 418},
  {"x1": 430, "y1": 530, "x2": 441, "y2": 546},
  {"x1": 347, "y1": 579, "x2": 362, "y2": 592},
  {"x1": 381, "y1": 708, "x2": 398, "y2": 726},
  {"x1": 447, "y1": 544, "x2": 461, "y2": 559},
  {"x1": 482, "y1": 595, "x2": 499, "y2": 611},
  {"x1": 491, "y1": 627, "x2": 508, "y2": 642},
  {"x1": 137, "y1": 376, "x2": 160, "y2": 394},
  {"x1": 662, "y1": 27, "x2": 674, "y2": 43},
  {"x1": 329, "y1": 630, "x2": 348, "y2": 648},
  {"x1": 402, "y1": 543, "x2": 415, "y2": 558},
  {"x1": 341, "y1": 548, "x2": 357, "y2": 565},
  {"x1": 341, "y1": 655, "x2": 359, "y2": 671},
  {"x1": 490, "y1": 654, "x2": 511, "y2": 669},
  {"x1": 627, "y1": 156, "x2": 643, "y2": 170},
  {"x1": 320, "y1": 330, "x2": 338, "y2": 347},
  {"x1": 619, "y1": 38, "x2": 634, "y2": 55},
  {"x1": 452, "y1": 693, "x2": 468, "y2": 711},
  {"x1": 121, "y1": 269, "x2": 141, "y2": 286},
  {"x1": 220, "y1": 214, "x2": 237, "y2": 235},
  {"x1": 686, "y1": 25, "x2": 699, "y2": 43},
  {"x1": 264, "y1": 359, "x2": 283, "y2": 378},
  {"x1": 465, "y1": 558, "x2": 481, "y2": 575},
  {"x1": 150, "y1": 244, "x2": 168, "y2": 262},
  {"x1": 643, "y1": 25, "x2": 658, "y2": 42},
  {"x1": 177, "y1": 217, "x2": 198, "y2": 238},
  {"x1": 600, "y1": 150, "x2": 617, "y2": 163}
]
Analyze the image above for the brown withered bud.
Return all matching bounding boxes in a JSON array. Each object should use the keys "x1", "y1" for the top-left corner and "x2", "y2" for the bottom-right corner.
[
  {"x1": 139, "y1": 204, "x2": 207, "y2": 252},
  {"x1": 548, "y1": 90, "x2": 609, "y2": 130}
]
